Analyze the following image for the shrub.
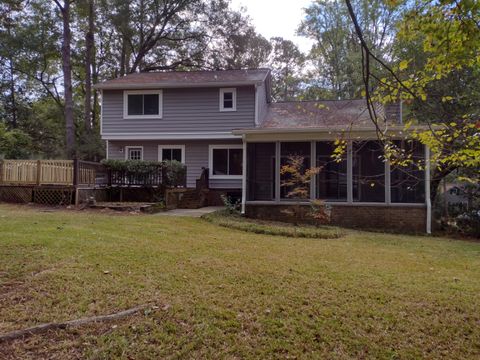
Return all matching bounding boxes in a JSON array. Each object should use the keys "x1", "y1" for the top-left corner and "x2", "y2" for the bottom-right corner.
[
  {"x1": 456, "y1": 209, "x2": 480, "y2": 238},
  {"x1": 101, "y1": 159, "x2": 186, "y2": 187},
  {"x1": 163, "y1": 160, "x2": 186, "y2": 187},
  {"x1": 221, "y1": 194, "x2": 241, "y2": 214},
  {"x1": 309, "y1": 199, "x2": 332, "y2": 225},
  {"x1": 101, "y1": 159, "x2": 162, "y2": 173}
]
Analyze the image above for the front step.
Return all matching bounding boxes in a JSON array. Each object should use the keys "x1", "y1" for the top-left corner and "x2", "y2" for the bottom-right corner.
[{"x1": 175, "y1": 189, "x2": 208, "y2": 209}]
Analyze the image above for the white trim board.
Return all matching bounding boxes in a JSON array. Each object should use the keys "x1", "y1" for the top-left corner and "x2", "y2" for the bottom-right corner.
[
  {"x1": 102, "y1": 132, "x2": 240, "y2": 140},
  {"x1": 158, "y1": 144, "x2": 185, "y2": 163}
]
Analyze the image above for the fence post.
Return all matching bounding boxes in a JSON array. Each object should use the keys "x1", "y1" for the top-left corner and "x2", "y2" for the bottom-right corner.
[
  {"x1": 36, "y1": 160, "x2": 42, "y2": 185},
  {"x1": 73, "y1": 158, "x2": 79, "y2": 186},
  {"x1": 0, "y1": 160, "x2": 3, "y2": 184}
]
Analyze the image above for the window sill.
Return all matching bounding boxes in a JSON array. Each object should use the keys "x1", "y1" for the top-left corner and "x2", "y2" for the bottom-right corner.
[
  {"x1": 219, "y1": 108, "x2": 237, "y2": 112},
  {"x1": 210, "y1": 175, "x2": 243, "y2": 180},
  {"x1": 123, "y1": 115, "x2": 162, "y2": 120}
]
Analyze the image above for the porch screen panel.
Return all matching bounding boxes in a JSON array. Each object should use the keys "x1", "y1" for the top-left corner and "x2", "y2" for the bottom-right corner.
[
  {"x1": 353, "y1": 141, "x2": 385, "y2": 202},
  {"x1": 391, "y1": 140, "x2": 425, "y2": 203},
  {"x1": 316, "y1": 142, "x2": 347, "y2": 201},
  {"x1": 280, "y1": 142, "x2": 311, "y2": 200},
  {"x1": 247, "y1": 143, "x2": 276, "y2": 201}
]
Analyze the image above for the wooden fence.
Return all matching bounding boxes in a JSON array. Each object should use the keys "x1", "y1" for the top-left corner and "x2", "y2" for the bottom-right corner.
[{"x1": 0, "y1": 160, "x2": 98, "y2": 186}]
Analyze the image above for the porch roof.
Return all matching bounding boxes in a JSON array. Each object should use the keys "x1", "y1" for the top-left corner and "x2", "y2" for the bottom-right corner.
[
  {"x1": 260, "y1": 99, "x2": 379, "y2": 130},
  {"x1": 234, "y1": 99, "x2": 429, "y2": 140}
]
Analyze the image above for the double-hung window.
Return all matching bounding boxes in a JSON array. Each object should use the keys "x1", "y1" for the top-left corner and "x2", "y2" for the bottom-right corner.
[
  {"x1": 158, "y1": 145, "x2": 185, "y2": 163},
  {"x1": 219, "y1": 88, "x2": 236, "y2": 111},
  {"x1": 124, "y1": 90, "x2": 162, "y2": 119},
  {"x1": 125, "y1": 146, "x2": 143, "y2": 161},
  {"x1": 209, "y1": 145, "x2": 242, "y2": 179}
]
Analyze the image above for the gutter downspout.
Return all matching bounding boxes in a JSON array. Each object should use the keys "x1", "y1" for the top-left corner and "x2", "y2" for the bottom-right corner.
[
  {"x1": 425, "y1": 145, "x2": 431, "y2": 234},
  {"x1": 241, "y1": 135, "x2": 247, "y2": 215},
  {"x1": 254, "y1": 84, "x2": 259, "y2": 126}
]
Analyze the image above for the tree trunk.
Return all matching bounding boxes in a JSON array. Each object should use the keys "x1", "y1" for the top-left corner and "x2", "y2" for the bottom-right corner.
[
  {"x1": 7, "y1": 26, "x2": 17, "y2": 128},
  {"x1": 84, "y1": 0, "x2": 94, "y2": 131},
  {"x1": 58, "y1": 0, "x2": 75, "y2": 158},
  {"x1": 8, "y1": 58, "x2": 17, "y2": 128}
]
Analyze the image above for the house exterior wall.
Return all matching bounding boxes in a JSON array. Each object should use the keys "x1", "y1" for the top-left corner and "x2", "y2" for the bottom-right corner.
[
  {"x1": 102, "y1": 86, "x2": 256, "y2": 135},
  {"x1": 245, "y1": 204, "x2": 427, "y2": 233},
  {"x1": 107, "y1": 140, "x2": 242, "y2": 189}
]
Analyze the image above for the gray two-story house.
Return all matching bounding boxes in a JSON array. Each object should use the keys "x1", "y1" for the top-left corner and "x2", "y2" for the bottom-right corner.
[{"x1": 95, "y1": 69, "x2": 432, "y2": 233}]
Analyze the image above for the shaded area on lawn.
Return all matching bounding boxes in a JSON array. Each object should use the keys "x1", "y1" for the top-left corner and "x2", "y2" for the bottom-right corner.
[{"x1": 0, "y1": 204, "x2": 479, "y2": 359}]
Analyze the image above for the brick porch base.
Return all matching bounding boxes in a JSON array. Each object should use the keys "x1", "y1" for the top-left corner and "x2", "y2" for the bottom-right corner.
[{"x1": 245, "y1": 204, "x2": 427, "y2": 233}]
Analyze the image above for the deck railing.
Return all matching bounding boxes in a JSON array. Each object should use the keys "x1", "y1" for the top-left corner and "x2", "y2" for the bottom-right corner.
[
  {"x1": 0, "y1": 160, "x2": 98, "y2": 186},
  {"x1": 0, "y1": 159, "x2": 187, "y2": 188}
]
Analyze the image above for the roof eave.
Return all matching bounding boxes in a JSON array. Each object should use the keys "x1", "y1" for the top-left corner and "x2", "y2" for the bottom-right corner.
[
  {"x1": 232, "y1": 125, "x2": 430, "y2": 137},
  {"x1": 93, "y1": 80, "x2": 263, "y2": 90}
]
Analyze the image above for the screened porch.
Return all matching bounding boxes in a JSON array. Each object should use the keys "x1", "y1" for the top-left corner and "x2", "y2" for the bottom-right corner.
[{"x1": 245, "y1": 140, "x2": 427, "y2": 205}]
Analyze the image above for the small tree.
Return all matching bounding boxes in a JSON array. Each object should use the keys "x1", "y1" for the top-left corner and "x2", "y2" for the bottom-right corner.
[{"x1": 280, "y1": 155, "x2": 321, "y2": 225}]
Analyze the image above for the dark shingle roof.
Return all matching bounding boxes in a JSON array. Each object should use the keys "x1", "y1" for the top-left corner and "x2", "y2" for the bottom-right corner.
[
  {"x1": 259, "y1": 99, "x2": 386, "y2": 129},
  {"x1": 94, "y1": 69, "x2": 270, "y2": 89}
]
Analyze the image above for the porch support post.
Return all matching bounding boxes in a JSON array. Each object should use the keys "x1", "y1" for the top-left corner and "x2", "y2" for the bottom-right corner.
[
  {"x1": 385, "y1": 158, "x2": 391, "y2": 204},
  {"x1": 241, "y1": 135, "x2": 247, "y2": 214},
  {"x1": 275, "y1": 141, "x2": 281, "y2": 203},
  {"x1": 347, "y1": 140, "x2": 353, "y2": 203},
  {"x1": 310, "y1": 141, "x2": 316, "y2": 200},
  {"x1": 425, "y1": 144, "x2": 432, "y2": 234}
]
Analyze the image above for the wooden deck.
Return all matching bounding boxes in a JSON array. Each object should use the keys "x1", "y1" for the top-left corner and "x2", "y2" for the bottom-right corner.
[{"x1": 0, "y1": 159, "x2": 98, "y2": 187}]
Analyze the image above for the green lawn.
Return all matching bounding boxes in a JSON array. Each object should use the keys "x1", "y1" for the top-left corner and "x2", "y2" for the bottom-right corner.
[{"x1": 0, "y1": 204, "x2": 479, "y2": 359}]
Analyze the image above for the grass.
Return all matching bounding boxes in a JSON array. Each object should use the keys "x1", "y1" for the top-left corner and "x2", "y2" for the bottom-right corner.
[
  {"x1": 0, "y1": 204, "x2": 479, "y2": 359},
  {"x1": 202, "y1": 210, "x2": 343, "y2": 239}
]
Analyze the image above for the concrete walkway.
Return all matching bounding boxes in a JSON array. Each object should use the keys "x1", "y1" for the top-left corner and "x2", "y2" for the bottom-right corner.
[{"x1": 155, "y1": 206, "x2": 224, "y2": 217}]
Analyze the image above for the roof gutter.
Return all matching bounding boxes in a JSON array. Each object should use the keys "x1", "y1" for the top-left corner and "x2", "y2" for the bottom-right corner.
[{"x1": 232, "y1": 125, "x2": 430, "y2": 135}]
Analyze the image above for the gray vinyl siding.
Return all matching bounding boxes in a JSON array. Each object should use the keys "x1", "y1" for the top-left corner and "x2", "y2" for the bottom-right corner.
[
  {"x1": 256, "y1": 81, "x2": 269, "y2": 125},
  {"x1": 107, "y1": 140, "x2": 242, "y2": 189},
  {"x1": 102, "y1": 86, "x2": 255, "y2": 134}
]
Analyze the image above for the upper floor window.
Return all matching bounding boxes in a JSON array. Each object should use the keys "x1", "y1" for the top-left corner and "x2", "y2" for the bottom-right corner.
[
  {"x1": 123, "y1": 90, "x2": 162, "y2": 119},
  {"x1": 219, "y1": 88, "x2": 237, "y2": 112},
  {"x1": 125, "y1": 146, "x2": 143, "y2": 160}
]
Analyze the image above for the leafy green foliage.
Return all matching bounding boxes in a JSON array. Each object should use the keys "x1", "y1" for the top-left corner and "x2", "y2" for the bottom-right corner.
[
  {"x1": 0, "y1": 122, "x2": 31, "y2": 159},
  {"x1": 101, "y1": 159, "x2": 163, "y2": 173},
  {"x1": 220, "y1": 194, "x2": 241, "y2": 214},
  {"x1": 456, "y1": 210, "x2": 480, "y2": 238},
  {"x1": 299, "y1": 0, "x2": 400, "y2": 99},
  {"x1": 101, "y1": 159, "x2": 186, "y2": 187},
  {"x1": 163, "y1": 160, "x2": 186, "y2": 187}
]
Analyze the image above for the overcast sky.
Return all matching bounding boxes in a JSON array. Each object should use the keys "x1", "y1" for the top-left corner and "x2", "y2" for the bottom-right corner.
[{"x1": 229, "y1": 0, "x2": 315, "y2": 53}]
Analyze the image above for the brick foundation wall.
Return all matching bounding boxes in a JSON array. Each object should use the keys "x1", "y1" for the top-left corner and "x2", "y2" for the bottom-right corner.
[
  {"x1": 207, "y1": 189, "x2": 242, "y2": 206},
  {"x1": 246, "y1": 204, "x2": 427, "y2": 233}
]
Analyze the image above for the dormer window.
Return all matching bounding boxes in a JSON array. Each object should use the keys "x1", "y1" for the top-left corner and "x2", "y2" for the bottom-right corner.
[
  {"x1": 219, "y1": 88, "x2": 236, "y2": 112},
  {"x1": 123, "y1": 90, "x2": 162, "y2": 119}
]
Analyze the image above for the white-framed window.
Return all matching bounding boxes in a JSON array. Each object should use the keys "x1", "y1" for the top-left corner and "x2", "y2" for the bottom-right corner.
[
  {"x1": 209, "y1": 145, "x2": 243, "y2": 179},
  {"x1": 125, "y1": 146, "x2": 144, "y2": 160},
  {"x1": 158, "y1": 145, "x2": 185, "y2": 163},
  {"x1": 123, "y1": 90, "x2": 162, "y2": 119},
  {"x1": 219, "y1": 88, "x2": 237, "y2": 112}
]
